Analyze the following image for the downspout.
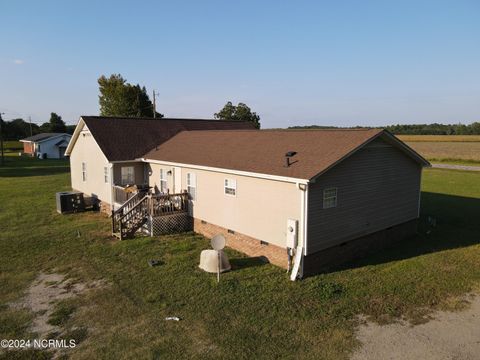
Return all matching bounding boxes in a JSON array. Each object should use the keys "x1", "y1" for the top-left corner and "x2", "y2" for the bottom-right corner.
[
  {"x1": 290, "y1": 182, "x2": 308, "y2": 281},
  {"x1": 109, "y1": 163, "x2": 114, "y2": 209}
]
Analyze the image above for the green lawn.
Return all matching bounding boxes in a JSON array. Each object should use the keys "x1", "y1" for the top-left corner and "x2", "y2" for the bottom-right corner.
[{"x1": 0, "y1": 157, "x2": 479, "y2": 359}]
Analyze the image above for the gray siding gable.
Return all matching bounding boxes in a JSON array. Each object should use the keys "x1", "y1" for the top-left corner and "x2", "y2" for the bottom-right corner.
[{"x1": 306, "y1": 136, "x2": 421, "y2": 254}]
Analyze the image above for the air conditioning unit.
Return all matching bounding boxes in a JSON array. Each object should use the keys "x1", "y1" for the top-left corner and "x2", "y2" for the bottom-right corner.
[{"x1": 56, "y1": 191, "x2": 85, "y2": 214}]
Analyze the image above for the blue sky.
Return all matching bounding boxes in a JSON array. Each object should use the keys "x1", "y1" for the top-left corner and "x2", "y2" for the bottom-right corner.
[{"x1": 1, "y1": 0, "x2": 479, "y2": 128}]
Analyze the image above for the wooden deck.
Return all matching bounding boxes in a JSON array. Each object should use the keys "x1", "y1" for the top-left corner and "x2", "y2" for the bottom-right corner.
[{"x1": 112, "y1": 192, "x2": 189, "y2": 239}]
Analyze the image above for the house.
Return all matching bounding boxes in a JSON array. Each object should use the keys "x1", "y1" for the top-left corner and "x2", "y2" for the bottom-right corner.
[
  {"x1": 65, "y1": 116, "x2": 429, "y2": 279},
  {"x1": 20, "y1": 133, "x2": 72, "y2": 159}
]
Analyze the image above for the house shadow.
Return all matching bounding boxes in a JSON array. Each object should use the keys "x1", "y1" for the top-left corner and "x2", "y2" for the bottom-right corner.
[
  {"x1": 230, "y1": 256, "x2": 269, "y2": 270},
  {"x1": 0, "y1": 158, "x2": 70, "y2": 178},
  {"x1": 320, "y1": 191, "x2": 480, "y2": 274}
]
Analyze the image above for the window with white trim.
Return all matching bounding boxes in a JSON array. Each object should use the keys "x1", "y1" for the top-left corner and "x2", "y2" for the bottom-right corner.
[
  {"x1": 121, "y1": 166, "x2": 135, "y2": 185},
  {"x1": 187, "y1": 172, "x2": 196, "y2": 200},
  {"x1": 82, "y1": 162, "x2": 87, "y2": 182},
  {"x1": 224, "y1": 178, "x2": 236, "y2": 196},
  {"x1": 104, "y1": 166, "x2": 109, "y2": 183},
  {"x1": 159, "y1": 169, "x2": 168, "y2": 193},
  {"x1": 323, "y1": 187, "x2": 337, "y2": 209}
]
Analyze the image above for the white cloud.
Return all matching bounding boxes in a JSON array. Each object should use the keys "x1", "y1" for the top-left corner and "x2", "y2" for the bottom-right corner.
[{"x1": 13, "y1": 59, "x2": 24, "y2": 65}]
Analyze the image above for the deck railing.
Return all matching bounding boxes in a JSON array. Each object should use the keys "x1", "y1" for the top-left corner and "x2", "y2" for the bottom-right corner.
[
  {"x1": 151, "y1": 193, "x2": 189, "y2": 216},
  {"x1": 113, "y1": 185, "x2": 135, "y2": 204},
  {"x1": 112, "y1": 192, "x2": 190, "y2": 239}
]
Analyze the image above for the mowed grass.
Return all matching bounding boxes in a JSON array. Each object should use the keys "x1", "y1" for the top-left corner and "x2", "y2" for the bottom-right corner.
[{"x1": 0, "y1": 158, "x2": 479, "y2": 359}]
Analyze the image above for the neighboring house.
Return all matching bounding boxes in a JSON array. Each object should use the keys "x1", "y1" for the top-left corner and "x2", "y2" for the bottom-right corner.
[
  {"x1": 65, "y1": 116, "x2": 429, "y2": 279},
  {"x1": 20, "y1": 133, "x2": 72, "y2": 159}
]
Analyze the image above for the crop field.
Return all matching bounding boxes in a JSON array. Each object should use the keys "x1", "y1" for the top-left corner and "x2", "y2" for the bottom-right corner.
[
  {"x1": 396, "y1": 135, "x2": 480, "y2": 164},
  {"x1": 397, "y1": 135, "x2": 480, "y2": 142}
]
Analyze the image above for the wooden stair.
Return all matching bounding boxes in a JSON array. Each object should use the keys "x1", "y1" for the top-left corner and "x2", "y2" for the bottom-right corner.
[{"x1": 112, "y1": 192, "x2": 150, "y2": 240}]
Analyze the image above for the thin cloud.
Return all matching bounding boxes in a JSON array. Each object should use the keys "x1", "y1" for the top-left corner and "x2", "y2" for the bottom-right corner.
[{"x1": 13, "y1": 59, "x2": 25, "y2": 65}]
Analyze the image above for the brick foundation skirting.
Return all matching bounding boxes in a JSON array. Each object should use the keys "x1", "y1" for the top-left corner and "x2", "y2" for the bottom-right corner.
[
  {"x1": 302, "y1": 219, "x2": 418, "y2": 277},
  {"x1": 99, "y1": 202, "x2": 111, "y2": 214},
  {"x1": 193, "y1": 218, "x2": 288, "y2": 268}
]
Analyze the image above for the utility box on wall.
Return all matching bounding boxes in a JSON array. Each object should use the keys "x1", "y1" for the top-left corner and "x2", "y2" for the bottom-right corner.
[{"x1": 286, "y1": 219, "x2": 298, "y2": 249}]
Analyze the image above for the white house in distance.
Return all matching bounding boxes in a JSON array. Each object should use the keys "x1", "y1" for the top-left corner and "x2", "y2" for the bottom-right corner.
[
  {"x1": 65, "y1": 116, "x2": 429, "y2": 279},
  {"x1": 20, "y1": 133, "x2": 72, "y2": 159}
]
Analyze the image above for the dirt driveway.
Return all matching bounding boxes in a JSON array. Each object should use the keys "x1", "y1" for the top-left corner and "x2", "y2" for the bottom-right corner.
[{"x1": 352, "y1": 295, "x2": 480, "y2": 360}]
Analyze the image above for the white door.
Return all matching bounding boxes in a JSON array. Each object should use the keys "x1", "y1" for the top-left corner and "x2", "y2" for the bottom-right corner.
[{"x1": 174, "y1": 167, "x2": 182, "y2": 193}]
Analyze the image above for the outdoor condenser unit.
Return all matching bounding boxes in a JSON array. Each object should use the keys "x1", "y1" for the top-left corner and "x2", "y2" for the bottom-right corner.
[{"x1": 56, "y1": 191, "x2": 85, "y2": 214}]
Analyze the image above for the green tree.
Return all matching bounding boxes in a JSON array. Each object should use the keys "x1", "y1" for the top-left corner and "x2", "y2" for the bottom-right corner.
[
  {"x1": 98, "y1": 74, "x2": 163, "y2": 118},
  {"x1": 214, "y1": 101, "x2": 260, "y2": 129},
  {"x1": 48, "y1": 112, "x2": 67, "y2": 133}
]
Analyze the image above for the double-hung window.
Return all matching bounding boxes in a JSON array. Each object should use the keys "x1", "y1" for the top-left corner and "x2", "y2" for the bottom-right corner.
[
  {"x1": 104, "y1": 166, "x2": 109, "y2": 183},
  {"x1": 187, "y1": 173, "x2": 196, "y2": 200},
  {"x1": 323, "y1": 187, "x2": 337, "y2": 209},
  {"x1": 159, "y1": 169, "x2": 168, "y2": 193},
  {"x1": 224, "y1": 178, "x2": 236, "y2": 196},
  {"x1": 121, "y1": 166, "x2": 135, "y2": 185},
  {"x1": 82, "y1": 162, "x2": 87, "y2": 182}
]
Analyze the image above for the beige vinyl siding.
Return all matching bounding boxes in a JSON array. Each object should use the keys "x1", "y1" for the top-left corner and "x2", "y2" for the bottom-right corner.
[
  {"x1": 148, "y1": 163, "x2": 302, "y2": 249},
  {"x1": 69, "y1": 125, "x2": 111, "y2": 203},
  {"x1": 112, "y1": 162, "x2": 146, "y2": 186},
  {"x1": 306, "y1": 136, "x2": 422, "y2": 254},
  {"x1": 146, "y1": 164, "x2": 176, "y2": 194}
]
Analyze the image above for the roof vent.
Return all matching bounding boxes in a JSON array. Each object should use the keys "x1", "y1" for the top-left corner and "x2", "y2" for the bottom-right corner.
[{"x1": 285, "y1": 151, "x2": 297, "y2": 167}]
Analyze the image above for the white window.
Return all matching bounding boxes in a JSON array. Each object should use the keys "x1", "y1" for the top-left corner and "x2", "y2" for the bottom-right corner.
[
  {"x1": 104, "y1": 166, "x2": 109, "y2": 183},
  {"x1": 121, "y1": 166, "x2": 135, "y2": 185},
  {"x1": 159, "y1": 169, "x2": 168, "y2": 193},
  {"x1": 224, "y1": 178, "x2": 236, "y2": 196},
  {"x1": 187, "y1": 172, "x2": 196, "y2": 200},
  {"x1": 82, "y1": 162, "x2": 87, "y2": 182},
  {"x1": 323, "y1": 187, "x2": 337, "y2": 209}
]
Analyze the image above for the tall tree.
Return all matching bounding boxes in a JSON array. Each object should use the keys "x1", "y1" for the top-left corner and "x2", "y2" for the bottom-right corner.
[
  {"x1": 48, "y1": 112, "x2": 67, "y2": 133},
  {"x1": 214, "y1": 101, "x2": 261, "y2": 129},
  {"x1": 98, "y1": 74, "x2": 163, "y2": 118}
]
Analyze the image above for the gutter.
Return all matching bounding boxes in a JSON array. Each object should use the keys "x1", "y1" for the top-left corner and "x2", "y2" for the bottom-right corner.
[
  {"x1": 290, "y1": 182, "x2": 308, "y2": 281},
  {"x1": 140, "y1": 158, "x2": 309, "y2": 185}
]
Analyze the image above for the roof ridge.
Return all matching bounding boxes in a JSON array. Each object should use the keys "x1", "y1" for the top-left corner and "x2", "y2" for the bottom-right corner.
[
  {"x1": 173, "y1": 128, "x2": 381, "y2": 134},
  {"x1": 81, "y1": 115, "x2": 251, "y2": 123}
]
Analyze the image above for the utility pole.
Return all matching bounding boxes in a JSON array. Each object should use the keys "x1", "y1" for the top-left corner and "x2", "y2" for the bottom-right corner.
[
  {"x1": 0, "y1": 112, "x2": 4, "y2": 166},
  {"x1": 152, "y1": 90, "x2": 159, "y2": 118},
  {"x1": 28, "y1": 116, "x2": 33, "y2": 136}
]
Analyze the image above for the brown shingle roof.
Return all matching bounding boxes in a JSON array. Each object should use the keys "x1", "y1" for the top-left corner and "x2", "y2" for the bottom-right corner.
[
  {"x1": 81, "y1": 116, "x2": 256, "y2": 161},
  {"x1": 143, "y1": 128, "x2": 386, "y2": 179}
]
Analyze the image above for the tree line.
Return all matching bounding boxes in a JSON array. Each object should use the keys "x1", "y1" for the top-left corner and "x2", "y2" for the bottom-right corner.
[
  {"x1": 0, "y1": 113, "x2": 74, "y2": 140},
  {"x1": 289, "y1": 122, "x2": 480, "y2": 135}
]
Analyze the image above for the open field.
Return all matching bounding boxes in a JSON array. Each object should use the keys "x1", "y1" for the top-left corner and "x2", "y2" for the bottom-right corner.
[
  {"x1": 0, "y1": 156, "x2": 479, "y2": 359},
  {"x1": 3, "y1": 141, "x2": 22, "y2": 152},
  {"x1": 397, "y1": 135, "x2": 480, "y2": 142},
  {"x1": 394, "y1": 135, "x2": 480, "y2": 164},
  {"x1": 405, "y1": 141, "x2": 480, "y2": 164}
]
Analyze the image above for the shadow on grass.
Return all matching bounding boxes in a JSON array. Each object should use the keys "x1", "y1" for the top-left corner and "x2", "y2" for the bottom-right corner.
[
  {"x1": 0, "y1": 157, "x2": 69, "y2": 177},
  {"x1": 230, "y1": 256, "x2": 269, "y2": 270},
  {"x1": 323, "y1": 191, "x2": 480, "y2": 273}
]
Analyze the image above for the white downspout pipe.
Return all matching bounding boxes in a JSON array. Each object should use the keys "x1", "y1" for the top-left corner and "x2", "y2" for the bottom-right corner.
[
  {"x1": 290, "y1": 182, "x2": 308, "y2": 281},
  {"x1": 109, "y1": 163, "x2": 114, "y2": 209}
]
